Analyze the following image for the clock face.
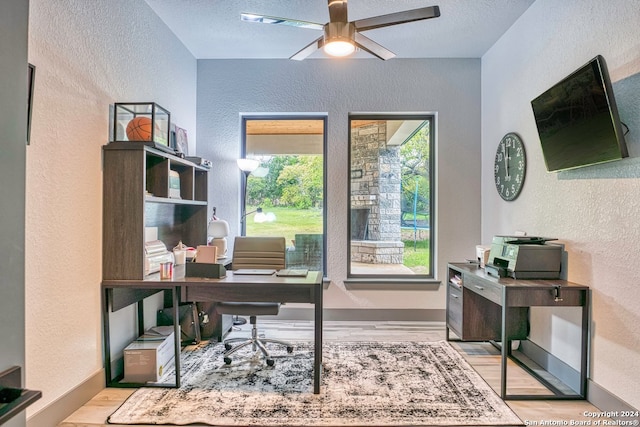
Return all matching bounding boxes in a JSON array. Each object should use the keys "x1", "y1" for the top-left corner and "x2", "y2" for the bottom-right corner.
[{"x1": 494, "y1": 133, "x2": 526, "y2": 201}]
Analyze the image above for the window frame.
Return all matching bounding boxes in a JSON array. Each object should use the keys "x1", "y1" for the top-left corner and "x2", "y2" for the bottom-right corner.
[
  {"x1": 347, "y1": 113, "x2": 436, "y2": 282},
  {"x1": 240, "y1": 113, "x2": 328, "y2": 276}
]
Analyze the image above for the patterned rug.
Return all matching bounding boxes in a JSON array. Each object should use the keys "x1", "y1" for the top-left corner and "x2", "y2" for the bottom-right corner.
[{"x1": 107, "y1": 341, "x2": 523, "y2": 426}]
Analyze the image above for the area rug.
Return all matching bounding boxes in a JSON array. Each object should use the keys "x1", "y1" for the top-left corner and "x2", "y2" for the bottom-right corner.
[{"x1": 107, "y1": 341, "x2": 523, "y2": 426}]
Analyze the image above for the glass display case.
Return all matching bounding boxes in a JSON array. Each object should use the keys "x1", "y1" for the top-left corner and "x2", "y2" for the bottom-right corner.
[{"x1": 113, "y1": 102, "x2": 171, "y2": 149}]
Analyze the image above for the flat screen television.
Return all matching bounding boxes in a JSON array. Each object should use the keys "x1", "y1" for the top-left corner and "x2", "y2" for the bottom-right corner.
[{"x1": 531, "y1": 55, "x2": 628, "y2": 172}]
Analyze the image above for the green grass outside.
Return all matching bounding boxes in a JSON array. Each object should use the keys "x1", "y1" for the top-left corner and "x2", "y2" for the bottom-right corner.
[
  {"x1": 245, "y1": 206, "x2": 323, "y2": 246},
  {"x1": 402, "y1": 238, "x2": 431, "y2": 272},
  {"x1": 247, "y1": 206, "x2": 430, "y2": 271}
]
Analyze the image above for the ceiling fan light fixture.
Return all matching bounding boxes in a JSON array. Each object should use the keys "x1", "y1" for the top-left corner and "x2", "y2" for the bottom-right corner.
[
  {"x1": 323, "y1": 21, "x2": 355, "y2": 57},
  {"x1": 324, "y1": 39, "x2": 355, "y2": 57},
  {"x1": 242, "y1": 3, "x2": 441, "y2": 61}
]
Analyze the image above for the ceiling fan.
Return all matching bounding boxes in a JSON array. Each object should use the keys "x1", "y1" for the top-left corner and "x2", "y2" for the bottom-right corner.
[{"x1": 241, "y1": 1, "x2": 441, "y2": 60}]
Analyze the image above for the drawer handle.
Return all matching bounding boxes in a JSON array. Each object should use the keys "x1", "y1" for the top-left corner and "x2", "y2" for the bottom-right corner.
[
  {"x1": 450, "y1": 293, "x2": 459, "y2": 299},
  {"x1": 474, "y1": 285, "x2": 485, "y2": 291}
]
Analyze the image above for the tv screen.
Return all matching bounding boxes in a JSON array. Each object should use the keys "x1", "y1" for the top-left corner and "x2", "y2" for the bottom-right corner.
[{"x1": 531, "y1": 55, "x2": 628, "y2": 172}]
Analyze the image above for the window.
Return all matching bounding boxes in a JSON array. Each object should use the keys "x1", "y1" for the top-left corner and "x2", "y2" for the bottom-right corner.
[
  {"x1": 241, "y1": 115, "x2": 326, "y2": 274},
  {"x1": 348, "y1": 114, "x2": 434, "y2": 278}
]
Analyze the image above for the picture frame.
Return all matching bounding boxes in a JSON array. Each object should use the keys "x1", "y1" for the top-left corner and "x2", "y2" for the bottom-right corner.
[
  {"x1": 174, "y1": 125, "x2": 189, "y2": 156},
  {"x1": 27, "y1": 63, "x2": 35, "y2": 145}
]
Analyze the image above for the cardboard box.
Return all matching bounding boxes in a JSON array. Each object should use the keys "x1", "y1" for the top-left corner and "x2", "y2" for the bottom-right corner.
[{"x1": 123, "y1": 328, "x2": 175, "y2": 383}]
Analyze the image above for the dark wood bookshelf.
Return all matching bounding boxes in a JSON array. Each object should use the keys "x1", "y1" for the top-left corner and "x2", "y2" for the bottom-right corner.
[{"x1": 102, "y1": 143, "x2": 209, "y2": 280}]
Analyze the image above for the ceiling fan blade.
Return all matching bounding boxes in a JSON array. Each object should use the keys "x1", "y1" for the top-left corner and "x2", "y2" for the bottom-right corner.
[
  {"x1": 328, "y1": 0, "x2": 348, "y2": 23},
  {"x1": 290, "y1": 36, "x2": 324, "y2": 61},
  {"x1": 241, "y1": 13, "x2": 324, "y2": 31},
  {"x1": 353, "y1": 5, "x2": 441, "y2": 32},
  {"x1": 354, "y1": 32, "x2": 395, "y2": 60}
]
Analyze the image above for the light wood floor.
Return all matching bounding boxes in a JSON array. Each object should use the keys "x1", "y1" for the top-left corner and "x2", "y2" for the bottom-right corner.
[{"x1": 60, "y1": 321, "x2": 604, "y2": 426}]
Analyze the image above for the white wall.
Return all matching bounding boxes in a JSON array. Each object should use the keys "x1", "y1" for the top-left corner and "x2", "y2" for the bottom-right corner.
[
  {"x1": 26, "y1": 0, "x2": 197, "y2": 416},
  {"x1": 481, "y1": 0, "x2": 640, "y2": 409},
  {"x1": 196, "y1": 58, "x2": 482, "y2": 312},
  {"x1": 0, "y1": 1, "x2": 29, "y2": 426}
]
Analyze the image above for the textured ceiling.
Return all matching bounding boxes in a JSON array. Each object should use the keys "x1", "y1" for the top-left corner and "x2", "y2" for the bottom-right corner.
[{"x1": 144, "y1": 0, "x2": 536, "y2": 60}]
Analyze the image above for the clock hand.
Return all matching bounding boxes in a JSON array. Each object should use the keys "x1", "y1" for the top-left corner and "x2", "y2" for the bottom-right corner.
[{"x1": 505, "y1": 146, "x2": 509, "y2": 179}]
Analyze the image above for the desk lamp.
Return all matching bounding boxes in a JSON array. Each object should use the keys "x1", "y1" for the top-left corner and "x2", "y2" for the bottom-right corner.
[
  {"x1": 207, "y1": 207, "x2": 230, "y2": 259},
  {"x1": 243, "y1": 207, "x2": 271, "y2": 224}
]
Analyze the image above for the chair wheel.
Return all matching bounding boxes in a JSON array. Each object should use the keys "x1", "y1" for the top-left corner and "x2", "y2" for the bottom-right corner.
[
  {"x1": 286, "y1": 346, "x2": 294, "y2": 353},
  {"x1": 224, "y1": 357, "x2": 232, "y2": 365},
  {"x1": 224, "y1": 343, "x2": 232, "y2": 351},
  {"x1": 266, "y1": 359, "x2": 275, "y2": 366}
]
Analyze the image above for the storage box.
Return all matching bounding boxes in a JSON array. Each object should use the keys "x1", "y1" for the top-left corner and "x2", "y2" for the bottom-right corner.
[
  {"x1": 185, "y1": 262, "x2": 226, "y2": 278},
  {"x1": 476, "y1": 245, "x2": 491, "y2": 268},
  {"x1": 112, "y1": 102, "x2": 171, "y2": 149},
  {"x1": 123, "y1": 328, "x2": 175, "y2": 383}
]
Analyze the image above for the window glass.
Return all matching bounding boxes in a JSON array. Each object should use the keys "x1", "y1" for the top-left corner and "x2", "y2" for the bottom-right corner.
[
  {"x1": 349, "y1": 115, "x2": 434, "y2": 278},
  {"x1": 242, "y1": 116, "x2": 326, "y2": 273}
]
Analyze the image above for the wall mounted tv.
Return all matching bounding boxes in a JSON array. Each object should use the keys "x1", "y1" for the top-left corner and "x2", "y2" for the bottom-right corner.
[{"x1": 531, "y1": 55, "x2": 628, "y2": 172}]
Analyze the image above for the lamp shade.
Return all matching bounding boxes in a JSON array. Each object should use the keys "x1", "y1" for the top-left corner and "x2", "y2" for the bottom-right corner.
[
  {"x1": 237, "y1": 158, "x2": 259, "y2": 172},
  {"x1": 207, "y1": 219, "x2": 230, "y2": 238}
]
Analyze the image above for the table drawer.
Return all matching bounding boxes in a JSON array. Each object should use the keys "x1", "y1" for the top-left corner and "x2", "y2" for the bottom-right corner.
[{"x1": 464, "y1": 274, "x2": 502, "y2": 305}]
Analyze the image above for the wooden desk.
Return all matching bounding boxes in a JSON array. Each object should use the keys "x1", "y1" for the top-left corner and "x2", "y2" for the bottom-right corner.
[
  {"x1": 102, "y1": 267, "x2": 324, "y2": 393},
  {"x1": 446, "y1": 262, "x2": 589, "y2": 400}
]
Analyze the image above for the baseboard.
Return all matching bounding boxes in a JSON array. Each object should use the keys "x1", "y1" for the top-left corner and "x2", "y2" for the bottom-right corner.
[
  {"x1": 27, "y1": 369, "x2": 104, "y2": 427},
  {"x1": 277, "y1": 307, "x2": 445, "y2": 322},
  {"x1": 587, "y1": 379, "x2": 639, "y2": 417}
]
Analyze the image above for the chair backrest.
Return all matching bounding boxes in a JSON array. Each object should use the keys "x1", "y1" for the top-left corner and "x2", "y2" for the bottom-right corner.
[{"x1": 232, "y1": 236, "x2": 286, "y2": 270}]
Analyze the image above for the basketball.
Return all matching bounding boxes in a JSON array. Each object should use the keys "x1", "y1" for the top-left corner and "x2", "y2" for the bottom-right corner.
[{"x1": 126, "y1": 116, "x2": 153, "y2": 141}]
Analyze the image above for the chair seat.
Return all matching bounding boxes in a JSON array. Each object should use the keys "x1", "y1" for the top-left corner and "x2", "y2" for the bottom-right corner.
[{"x1": 216, "y1": 301, "x2": 280, "y2": 316}]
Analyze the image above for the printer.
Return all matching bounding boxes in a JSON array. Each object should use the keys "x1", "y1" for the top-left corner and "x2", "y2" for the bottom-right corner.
[{"x1": 485, "y1": 235, "x2": 562, "y2": 279}]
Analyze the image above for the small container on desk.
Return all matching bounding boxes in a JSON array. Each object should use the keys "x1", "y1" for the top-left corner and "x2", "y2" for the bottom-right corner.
[
  {"x1": 185, "y1": 262, "x2": 226, "y2": 279},
  {"x1": 112, "y1": 102, "x2": 171, "y2": 152}
]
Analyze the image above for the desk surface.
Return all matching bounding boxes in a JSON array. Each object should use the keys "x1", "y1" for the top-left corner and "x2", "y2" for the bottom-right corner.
[
  {"x1": 180, "y1": 269, "x2": 322, "y2": 304},
  {"x1": 103, "y1": 265, "x2": 322, "y2": 288},
  {"x1": 449, "y1": 262, "x2": 588, "y2": 289}
]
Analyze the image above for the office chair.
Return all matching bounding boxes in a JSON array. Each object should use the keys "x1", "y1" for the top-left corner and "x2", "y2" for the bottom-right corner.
[{"x1": 216, "y1": 236, "x2": 293, "y2": 366}]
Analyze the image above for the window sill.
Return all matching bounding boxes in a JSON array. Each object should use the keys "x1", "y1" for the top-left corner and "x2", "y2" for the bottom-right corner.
[{"x1": 343, "y1": 278, "x2": 441, "y2": 291}]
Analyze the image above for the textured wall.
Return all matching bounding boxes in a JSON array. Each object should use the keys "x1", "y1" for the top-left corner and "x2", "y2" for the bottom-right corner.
[
  {"x1": 26, "y1": 0, "x2": 197, "y2": 416},
  {"x1": 196, "y1": 58, "x2": 482, "y2": 310},
  {"x1": 481, "y1": 0, "x2": 640, "y2": 408},
  {"x1": 0, "y1": 1, "x2": 29, "y2": 427}
]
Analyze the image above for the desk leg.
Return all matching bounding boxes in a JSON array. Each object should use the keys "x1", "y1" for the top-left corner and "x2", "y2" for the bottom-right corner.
[
  {"x1": 102, "y1": 287, "x2": 112, "y2": 386},
  {"x1": 172, "y1": 286, "x2": 181, "y2": 388},
  {"x1": 500, "y1": 288, "x2": 508, "y2": 399},
  {"x1": 580, "y1": 290, "x2": 589, "y2": 398},
  {"x1": 314, "y1": 286, "x2": 323, "y2": 394},
  {"x1": 136, "y1": 301, "x2": 144, "y2": 337}
]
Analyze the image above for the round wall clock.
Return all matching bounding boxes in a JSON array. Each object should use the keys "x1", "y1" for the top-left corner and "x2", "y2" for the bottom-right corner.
[{"x1": 494, "y1": 132, "x2": 526, "y2": 201}]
